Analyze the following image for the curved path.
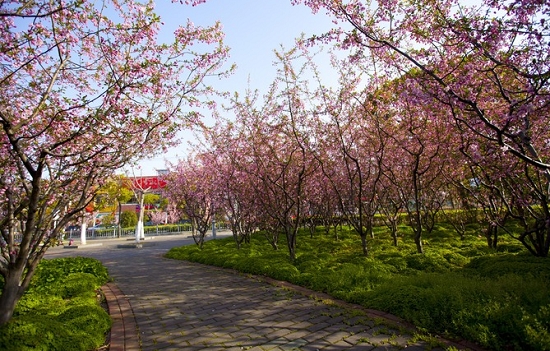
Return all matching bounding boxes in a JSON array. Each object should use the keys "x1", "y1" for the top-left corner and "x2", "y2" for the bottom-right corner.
[{"x1": 46, "y1": 233, "x2": 481, "y2": 351}]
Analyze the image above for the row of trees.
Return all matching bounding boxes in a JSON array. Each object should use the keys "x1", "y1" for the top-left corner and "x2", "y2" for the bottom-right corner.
[{"x1": 164, "y1": 0, "x2": 550, "y2": 262}]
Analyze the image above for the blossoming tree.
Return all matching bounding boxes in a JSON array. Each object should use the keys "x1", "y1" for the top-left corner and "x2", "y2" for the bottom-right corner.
[
  {"x1": 0, "y1": 0, "x2": 230, "y2": 325},
  {"x1": 164, "y1": 154, "x2": 219, "y2": 249}
]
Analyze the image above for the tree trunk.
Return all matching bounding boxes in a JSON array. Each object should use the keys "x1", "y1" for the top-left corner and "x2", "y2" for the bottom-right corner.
[
  {"x1": 288, "y1": 245, "x2": 296, "y2": 261},
  {"x1": 412, "y1": 210, "x2": 423, "y2": 254},
  {"x1": 520, "y1": 218, "x2": 550, "y2": 257},
  {"x1": 233, "y1": 232, "x2": 241, "y2": 250},
  {"x1": 197, "y1": 229, "x2": 206, "y2": 249},
  {"x1": 366, "y1": 219, "x2": 374, "y2": 239},
  {"x1": 308, "y1": 219, "x2": 316, "y2": 239},
  {"x1": 414, "y1": 226, "x2": 423, "y2": 254},
  {"x1": 80, "y1": 217, "x2": 87, "y2": 245},
  {"x1": 288, "y1": 234, "x2": 296, "y2": 261},
  {"x1": 117, "y1": 199, "x2": 122, "y2": 238},
  {"x1": 135, "y1": 192, "x2": 145, "y2": 242},
  {"x1": 486, "y1": 224, "x2": 498, "y2": 249},
  {"x1": 391, "y1": 223, "x2": 398, "y2": 246},
  {"x1": 360, "y1": 234, "x2": 368, "y2": 256},
  {"x1": 412, "y1": 169, "x2": 423, "y2": 254},
  {"x1": 0, "y1": 269, "x2": 25, "y2": 326},
  {"x1": 263, "y1": 227, "x2": 279, "y2": 250},
  {"x1": 286, "y1": 225, "x2": 298, "y2": 262}
]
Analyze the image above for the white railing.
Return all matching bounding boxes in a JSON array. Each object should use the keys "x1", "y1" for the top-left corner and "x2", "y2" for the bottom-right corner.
[
  {"x1": 64, "y1": 224, "x2": 227, "y2": 240},
  {"x1": 5, "y1": 223, "x2": 229, "y2": 243}
]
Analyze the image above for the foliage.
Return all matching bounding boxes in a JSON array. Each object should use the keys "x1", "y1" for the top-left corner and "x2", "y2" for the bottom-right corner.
[
  {"x1": 120, "y1": 210, "x2": 138, "y2": 228},
  {"x1": 166, "y1": 224, "x2": 550, "y2": 351},
  {"x1": 96, "y1": 175, "x2": 134, "y2": 215},
  {"x1": 0, "y1": 257, "x2": 111, "y2": 350},
  {"x1": 101, "y1": 214, "x2": 116, "y2": 226},
  {"x1": 367, "y1": 273, "x2": 550, "y2": 351},
  {"x1": 29, "y1": 257, "x2": 110, "y2": 288},
  {"x1": 143, "y1": 193, "x2": 161, "y2": 206},
  {"x1": 163, "y1": 155, "x2": 220, "y2": 248},
  {"x1": 183, "y1": 0, "x2": 550, "y2": 264}
]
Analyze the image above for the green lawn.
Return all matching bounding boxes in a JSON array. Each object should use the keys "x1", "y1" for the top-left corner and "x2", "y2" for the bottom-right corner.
[{"x1": 166, "y1": 223, "x2": 550, "y2": 351}]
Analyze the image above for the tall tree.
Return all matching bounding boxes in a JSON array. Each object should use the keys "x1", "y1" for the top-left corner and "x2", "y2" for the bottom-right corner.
[
  {"x1": 201, "y1": 130, "x2": 259, "y2": 249},
  {"x1": 255, "y1": 48, "x2": 317, "y2": 261},
  {"x1": 388, "y1": 78, "x2": 452, "y2": 253},
  {"x1": 164, "y1": 155, "x2": 218, "y2": 249},
  {"x1": 0, "y1": 0, "x2": 230, "y2": 325},
  {"x1": 311, "y1": 55, "x2": 385, "y2": 256}
]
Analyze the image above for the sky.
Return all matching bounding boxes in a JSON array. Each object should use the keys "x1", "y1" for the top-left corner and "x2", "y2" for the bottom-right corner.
[{"x1": 130, "y1": 0, "x2": 337, "y2": 176}]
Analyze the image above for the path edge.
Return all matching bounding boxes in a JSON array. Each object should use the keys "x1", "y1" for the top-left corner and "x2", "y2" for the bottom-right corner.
[{"x1": 102, "y1": 282, "x2": 141, "y2": 351}]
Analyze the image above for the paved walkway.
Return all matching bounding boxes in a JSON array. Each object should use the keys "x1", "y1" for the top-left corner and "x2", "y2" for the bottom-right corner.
[{"x1": 45, "y1": 233, "x2": 483, "y2": 351}]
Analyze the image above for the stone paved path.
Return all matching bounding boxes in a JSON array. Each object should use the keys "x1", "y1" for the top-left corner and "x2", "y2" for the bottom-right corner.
[{"x1": 46, "y1": 233, "x2": 479, "y2": 351}]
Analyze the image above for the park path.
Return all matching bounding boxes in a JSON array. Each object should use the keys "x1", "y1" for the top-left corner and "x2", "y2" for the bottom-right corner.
[{"x1": 46, "y1": 234, "x2": 476, "y2": 351}]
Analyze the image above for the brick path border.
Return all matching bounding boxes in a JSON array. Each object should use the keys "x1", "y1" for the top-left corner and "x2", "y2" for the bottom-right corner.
[{"x1": 102, "y1": 282, "x2": 141, "y2": 351}]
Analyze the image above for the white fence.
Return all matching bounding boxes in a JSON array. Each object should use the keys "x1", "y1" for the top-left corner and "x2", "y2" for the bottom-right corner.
[
  {"x1": 65, "y1": 224, "x2": 193, "y2": 240},
  {"x1": 5, "y1": 223, "x2": 228, "y2": 244},
  {"x1": 64, "y1": 223, "x2": 229, "y2": 240}
]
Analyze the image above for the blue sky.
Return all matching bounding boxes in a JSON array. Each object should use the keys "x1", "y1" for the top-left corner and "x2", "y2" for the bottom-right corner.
[
  {"x1": 158, "y1": 0, "x2": 334, "y2": 93},
  {"x1": 131, "y1": 0, "x2": 337, "y2": 175}
]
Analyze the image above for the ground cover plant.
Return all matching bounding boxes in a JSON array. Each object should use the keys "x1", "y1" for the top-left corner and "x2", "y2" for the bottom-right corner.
[
  {"x1": 0, "y1": 257, "x2": 111, "y2": 350},
  {"x1": 165, "y1": 224, "x2": 550, "y2": 351}
]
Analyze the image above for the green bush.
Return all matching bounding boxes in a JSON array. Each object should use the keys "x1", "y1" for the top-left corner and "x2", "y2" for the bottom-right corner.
[
  {"x1": 101, "y1": 213, "x2": 116, "y2": 225},
  {"x1": 120, "y1": 210, "x2": 138, "y2": 228},
  {"x1": 0, "y1": 309, "x2": 110, "y2": 351},
  {"x1": 442, "y1": 251, "x2": 470, "y2": 267},
  {"x1": 58, "y1": 303, "x2": 111, "y2": 339},
  {"x1": 0, "y1": 257, "x2": 112, "y2": 350},
  {"x1": 30, "y1": 256, "x2": 110, "y2": 288},
  {"x1": 465, "y1": 253, "x2": 550, "y2": 279},
  {"x1": 51, "y1": 273, "x2": 102, "y2": 299},
  {"x1": 404, "y1": 252, "x2": 452, "y2": 272},
  {"x1": 357, "y1": 270, "x2": 549, "y2": 350}
]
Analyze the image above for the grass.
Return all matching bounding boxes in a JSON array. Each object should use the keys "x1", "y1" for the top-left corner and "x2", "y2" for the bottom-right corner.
[
  {"x1": 165, "y1": 223, "x2": 550, "y2": 351},
  {"x1": 0, "y1": 257, "x2": 112, "y2": 351}
]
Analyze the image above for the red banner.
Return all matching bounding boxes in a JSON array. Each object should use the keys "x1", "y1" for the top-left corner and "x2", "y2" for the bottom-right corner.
[{"x1": 131, "y1": 176, "x2": 167, "y2": 190}]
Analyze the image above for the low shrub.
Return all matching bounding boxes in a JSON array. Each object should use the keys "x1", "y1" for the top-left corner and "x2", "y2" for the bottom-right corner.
[
  {"x1": 120, "y1": 210, "x2": 138, "y2": 228},
  {"x1": 465, "y1": 253, "x2": 550, "y2": 279},
  {"x1": 366, "y1": 272, "x2": 550, "y2": 350},
  {"x1": 404, "y1": 252, "x2": 452, "y2": 272},
  {"x1": 0, "y1": 308, "x2": 110, "y2": 351},
  {"x1": 0, "y1": 257, "x2": 111, "y2": 351},
  {"x1": 30, "y1": 256, "x2": 110, "y2": 289}
]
